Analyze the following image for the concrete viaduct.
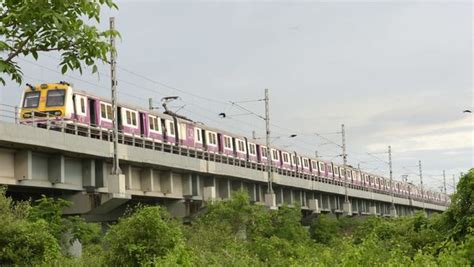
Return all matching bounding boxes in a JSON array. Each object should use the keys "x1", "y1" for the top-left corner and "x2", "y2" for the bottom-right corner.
[{"x1": 0, "y1": 121, "x2": 447, "y2": 222}]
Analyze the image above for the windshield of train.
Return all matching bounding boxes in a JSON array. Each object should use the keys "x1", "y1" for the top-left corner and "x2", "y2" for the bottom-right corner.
[
  {"x1": 46, "y1": 89, "x2": 66, "y2": 107},
  {"x1": 23, "y1": 91, "x2": 41, "y2": 108}
]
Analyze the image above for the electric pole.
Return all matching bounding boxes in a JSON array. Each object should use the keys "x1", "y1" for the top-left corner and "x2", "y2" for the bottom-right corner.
[
  {"x1": 443, "y1": 170, "x2": 447, "y2": 205},
  {"x1": 389, "y1": 146, "x2": 396, "y2": 216},
  {"x1": 452, "y1": 174, "x2": 456, "y2": 193},
  {"x1": 262, "y1": 89, "x2": 277, "y2": 209},
  {"x1": 110, "y1": 17, "x2": 121, "y2": 175},
  {"x1": 341, "y1": 124, "x2": 351, "y2": 215},
  {"x1": 265, "y1": 88, "x2": 272, "y2": 194},
  {"x1": 419, "y1": 160, "x2": 424, "y2": 210}
]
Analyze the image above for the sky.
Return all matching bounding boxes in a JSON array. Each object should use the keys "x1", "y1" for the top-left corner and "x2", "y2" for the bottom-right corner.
[{"x1": 1, "y1": 0, "x2": 472, "y2": 193}]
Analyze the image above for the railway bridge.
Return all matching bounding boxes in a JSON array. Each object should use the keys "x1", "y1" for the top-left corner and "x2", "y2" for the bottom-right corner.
[{"x1": 0, "y1": 120, "x2": 448, "y2": 222}]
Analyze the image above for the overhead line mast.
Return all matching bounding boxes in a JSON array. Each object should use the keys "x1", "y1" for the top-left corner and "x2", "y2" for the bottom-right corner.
[{"x1": 110, "y1": 17, "x2": 121, "y2": 175}]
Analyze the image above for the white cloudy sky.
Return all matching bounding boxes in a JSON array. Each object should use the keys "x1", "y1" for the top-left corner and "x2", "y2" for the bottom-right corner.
[{"x1": 1, "y1": 0, "x2": 472, "y2": 193}]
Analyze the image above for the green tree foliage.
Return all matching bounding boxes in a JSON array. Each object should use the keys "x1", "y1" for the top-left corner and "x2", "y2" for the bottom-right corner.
[
  {"x1": 103, "y1": 205, "x2": 191, "y2": 266},
  {"x1": 28, "y1": 195, "x2": 102, "y2": 251},
  {"x1": 0, "y1": 187, "x2": 61, "y2": 265},
  {"x1": 438, "y1": 168, "x2": 474, "y2": 242},
  {"x1": 1, "y1": 169, "x2": 473, "y2": 265},
  {"x1": 0, "y1": 0, "x2": 119, "y2": 85},
  {"x1": 310, "y1": 214, "x2": 341, "y2": 244}
]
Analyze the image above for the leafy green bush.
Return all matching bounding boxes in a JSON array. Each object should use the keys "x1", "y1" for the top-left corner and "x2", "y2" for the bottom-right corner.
[
  {"x1": 0, "y1": 187, "x2": 61, "y2": 265},
  {"x1": 103, "y1": 205, "x2": 191, "y2": 266}
]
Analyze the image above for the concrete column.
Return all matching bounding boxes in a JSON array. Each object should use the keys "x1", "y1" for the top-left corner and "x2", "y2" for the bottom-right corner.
[
  {"x1": 48, "y1": 154, "x2": 65, "y2": 184},
  {"x1": 82, "y1": 159, "x2": 95, "y2": 187},
  {"x1": 123, "y1": 165, "x2": 132, "y2": 190},
  {"x1": 308, "y1": 199, "x2": 320, "y2": 213},
  {"x1": 94, "y1": 160, "x2": 106, "y2": 188},
  {"x1": 166, "y1": 200, "x2": 188, "y2": 218},
  {"x1": 182, "y1": 173, "x2": 192, "y2": 196},
  {"x1": 140, "y1": 168, "x2": 154, "y2": 192},
  {"x1": 216, "y1": 178, "x2": 230, "y2": 199},
  {"x1": 203, "y1": 176, "x2": 216, "y2": 202},
  {"x1": 160, "y1": 171, "x2": 174, "y2": 194},
  {"x1": 369, "y1": 204, "x2": 377, "y2": 215},
  {"x1": 109, "y1": 174, "x2": 126, "y2": 194},
  {"x1": 14, "y1": 149, "x2": 32, "y2": 180}
]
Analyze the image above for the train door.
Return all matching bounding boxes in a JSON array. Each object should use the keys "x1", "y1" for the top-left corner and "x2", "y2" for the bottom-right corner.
[
  {"x1": 88, "y1": 99, "x2": 96, "y2": 125},
  {"x1": 139, "y1": 112, "x2": 147, "y2": 137}
]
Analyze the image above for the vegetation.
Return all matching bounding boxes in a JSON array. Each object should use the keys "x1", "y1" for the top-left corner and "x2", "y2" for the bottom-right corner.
[
  {"x1": 0, "y1": 0, "x2": 119, "y2": 85},
  {"x1": 0, "y1": 169, "x2": 472, "y2": 266}
]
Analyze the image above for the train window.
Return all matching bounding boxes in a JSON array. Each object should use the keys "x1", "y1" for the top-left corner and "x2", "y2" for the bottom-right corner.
[
  {"x1": 131, "y1": 112, "x2": 137, "y2": 126},
  {"x1": 149, "y1": 116, "x2": 155, "y2": 130},
  {"x1": 249, "y1": 144, "x2": 256, "y2": 155},
  {"x1": 261, "y1": 147, "x2": 268, "y2": 158},
  {"x1": 334, "y1": 167, "x2": 339, "y2": 175},
  {"x1": 312, "y1": 161, "x2": 317, "y2": 169},
  {"x1": 271, "y1": 149, "x2": 279, "y2": 160},
  {"x1": 195, "y1": 128, "x2": 201, "y2": 142},
  {"x1": 282, "y1": 153, "x2": 289, "y2": 163},
  {"x1": 207, "y1": 132, "x2": 216, "y2": 145},
  {"x1": 237, "y1": 140, "x2": 245, "y2": 152},
  {"x1": 23, "y1": 91, "x2": 40, "y2": 108},
  {"x1": 291, "y1": 155, "x2": 296, "y2": 164},
  {"x1": 341, "y1": 168, "x2": 345, "y2": 176},
  {"x1": 296, "y1": 157, "x2": 300, "y2": 165},
  {"x1": 303, "y1": 158, "x2": 309, "y2": 168},
  {"x1": 126, "y1": 111, "x2": 131, "y2": 125},
  {"x1": 101, "y1": 104, "x2": 106, "y2": 118},
  {"x1": 80, "y1": 98, "x2": 85, "y2": 114},
  {"x1": 149, "y1": 116, "x2": 160, "y2": 132},
  {"x1": 169, "y1": 121, "x2": 175, "y2": 136},
  {"x1": 224, "y1": 136, "x2": 232, "y2": 149},
  {"x1": 106, "y1": 105, "x2": 112, "y2": 119},
  {"x1": 46, "y1": 89, "x2": 65, "y2": 107},
  {"x1": 319, "y1": 162, "x2": 324, "y2": 171}
]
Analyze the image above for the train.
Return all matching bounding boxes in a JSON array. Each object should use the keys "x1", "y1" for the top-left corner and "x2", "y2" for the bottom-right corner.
[{"x1": 18, "y1": 82, "x2": 448, "y2": 204}]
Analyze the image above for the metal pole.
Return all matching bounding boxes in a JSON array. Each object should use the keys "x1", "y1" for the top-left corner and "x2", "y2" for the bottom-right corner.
[
  {"x1": 342, "y1": 124, "x2": 348, "y2": 202},
  {"x1": 110, "y1": 17, "x2": 121, "y2": 175},
  {"x1": 452, "y1": 174, "x2": 456, "y2": 193},
  {"x1": 442, "y1": 170, "x2": 447, "y2": 205},
  {"x1": 419, "y1": 160, "x2": 424, "y2": 210},
  {"x1": 265, "y1": 88, "x2": 272, "y2": 193},
  {"x1": 389, "y1": 146, "x2": 394, "y2": 208},
  {"x1": 14, "y1": 106, "x2": 18, "y2": 124},
  {"x1": 149, "y1": 98, "x2": 154, "y2": 110},
  {"x1": 443, "y1": 169, "x2": 446, "y2": 193}
]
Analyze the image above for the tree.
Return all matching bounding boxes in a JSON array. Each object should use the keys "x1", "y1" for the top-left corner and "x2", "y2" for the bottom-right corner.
[
  {"x1": 438, "y1": 169, "x2": 474, "y2": 242},
  {"x1": 0, "y1": 0, "x2": 119, "y2": 85}
]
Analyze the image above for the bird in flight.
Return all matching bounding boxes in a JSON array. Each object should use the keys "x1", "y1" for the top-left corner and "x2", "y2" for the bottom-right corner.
[{"x1": 463, "y1": 110, "x2": 472, "y2": 113}]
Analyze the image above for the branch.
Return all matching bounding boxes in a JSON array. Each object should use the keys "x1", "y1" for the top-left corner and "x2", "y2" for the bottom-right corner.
[{"x1": 5, "y1": 34, "x2": 34, "y2": 62}]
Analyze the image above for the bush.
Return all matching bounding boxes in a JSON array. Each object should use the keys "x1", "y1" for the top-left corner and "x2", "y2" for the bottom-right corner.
[
  {"x1": 103, "y1": 205, "x2": 190, "y2": 266},
  {"x1": 0, "y1": 187, "x2": 61, "y2": 265}
]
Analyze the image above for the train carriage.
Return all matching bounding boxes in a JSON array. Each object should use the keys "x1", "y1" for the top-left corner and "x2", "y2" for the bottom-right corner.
[{"x1": 18, "y1": 82, "x2": 434, "y2": 203}]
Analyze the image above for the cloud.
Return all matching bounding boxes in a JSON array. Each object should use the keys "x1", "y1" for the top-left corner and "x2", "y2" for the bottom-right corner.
[{"x1": 367, "y1": 117, "x2": 473, "y2": 153}]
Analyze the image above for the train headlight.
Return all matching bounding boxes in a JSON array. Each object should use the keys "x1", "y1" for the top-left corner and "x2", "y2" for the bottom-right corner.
[
  {"x1": 40, "y1": 84, "x2": 48, "y2": 89},
  {"x1": 54, "y1": 111, "x2": 62, "y2": 116}
]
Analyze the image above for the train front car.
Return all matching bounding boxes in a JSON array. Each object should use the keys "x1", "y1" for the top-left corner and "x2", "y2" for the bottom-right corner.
[{"x1": 20, "y1": 82, "x2": 73, "y2": 124}]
